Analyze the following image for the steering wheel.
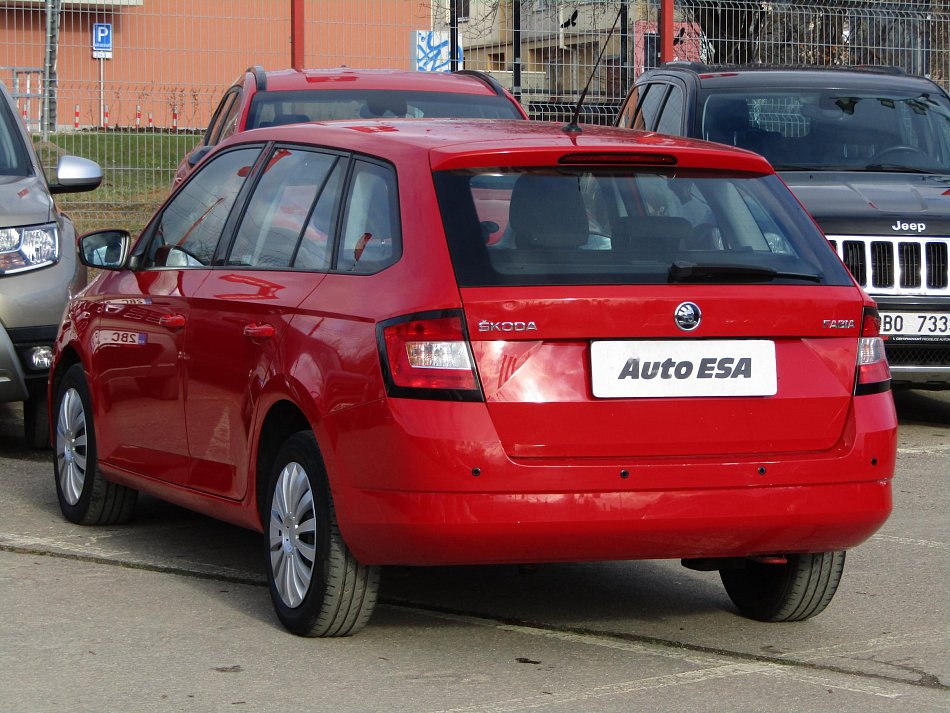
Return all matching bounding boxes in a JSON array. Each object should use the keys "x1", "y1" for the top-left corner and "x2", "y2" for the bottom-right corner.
[{"x1": 868, "y1": 145, "x2": 928, "y2": 164}]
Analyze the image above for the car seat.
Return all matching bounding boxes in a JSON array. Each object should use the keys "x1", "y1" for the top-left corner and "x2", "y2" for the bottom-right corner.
[{"x1": 507, "y1": 175, "x2": 589, "y2": 249}]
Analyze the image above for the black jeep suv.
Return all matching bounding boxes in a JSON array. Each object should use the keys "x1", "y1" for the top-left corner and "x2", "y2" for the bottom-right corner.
[{"x1": 617, "y1": 63, "x2": 950, "y2": 389}]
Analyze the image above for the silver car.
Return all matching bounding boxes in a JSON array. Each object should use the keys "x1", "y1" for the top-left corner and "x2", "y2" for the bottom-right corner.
[{"x1": 0, "y1": 80, "x2": 102, "y2": 447}]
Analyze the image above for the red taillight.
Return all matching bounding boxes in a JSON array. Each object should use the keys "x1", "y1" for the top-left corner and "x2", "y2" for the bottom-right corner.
[
  {"x1": 855, "y1": 308, "x2": 890, "y2": 395},
  {"x1": 378, "y1": 311, "x2": 482, "y2": 399}
]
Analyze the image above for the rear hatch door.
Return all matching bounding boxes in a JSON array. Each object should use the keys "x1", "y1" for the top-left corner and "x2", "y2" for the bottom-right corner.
[
  {"x1": 435, "y1": 163, "x2": 863, "y2": 460},
  {"x1": 463, "y1": 284, "x2": 861, "y2": 459}
]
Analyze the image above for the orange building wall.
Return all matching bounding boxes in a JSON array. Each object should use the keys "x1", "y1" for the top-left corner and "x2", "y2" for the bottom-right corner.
[{"x1": 1, "y1": 0, "x2": 434, "y2": 130}]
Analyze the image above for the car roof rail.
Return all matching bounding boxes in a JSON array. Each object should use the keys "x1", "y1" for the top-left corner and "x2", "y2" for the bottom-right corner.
[
  {"x1": 246, "y1": 65, "x2": 267, "y2": 91},
  {"x1": 453, "y1": 69, "x2": 505, "y2": 97},
  {"x1": 658, "y1": 61, "x2": 910, "y2": 77}
]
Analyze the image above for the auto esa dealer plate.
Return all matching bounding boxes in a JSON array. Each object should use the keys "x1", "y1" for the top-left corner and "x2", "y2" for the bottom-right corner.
[{"x1": 591, "y1": 340, "x2": 777, "y2": 398}]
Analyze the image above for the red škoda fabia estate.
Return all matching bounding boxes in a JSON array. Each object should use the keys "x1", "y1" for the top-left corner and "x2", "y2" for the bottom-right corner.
[{"x1": 51, "y1": 119, "x2": 896, "y2": 636}]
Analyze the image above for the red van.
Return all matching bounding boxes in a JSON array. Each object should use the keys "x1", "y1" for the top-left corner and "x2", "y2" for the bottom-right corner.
[{"x1": 52, "y1": 119, "x2": 896, "y2": 636}]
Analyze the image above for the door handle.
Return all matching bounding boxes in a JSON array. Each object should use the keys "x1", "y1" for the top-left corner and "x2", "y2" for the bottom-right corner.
[
  {"x1": 158, "y1": 313, "x2": 186, "y2": 330},
  {"x1": 243, "y1": 323, "x2": 275, "y2": 341}
]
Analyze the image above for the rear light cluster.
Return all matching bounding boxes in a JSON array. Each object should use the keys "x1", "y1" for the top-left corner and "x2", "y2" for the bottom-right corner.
[
  {"x1": 855, "y1": 307, "x2": 891, "y2": 395},
  {"x1": 377, "y1": 310, "x2": 482, "y2": 400}
]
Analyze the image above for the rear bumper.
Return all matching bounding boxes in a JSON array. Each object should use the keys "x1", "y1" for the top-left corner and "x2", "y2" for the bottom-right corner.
[
  {"x1": 321, "y1": 392, "x2": 896, "y2": 566},
  {"x1": 339, "y1": 481, "x2": 891, "y2": 565}
]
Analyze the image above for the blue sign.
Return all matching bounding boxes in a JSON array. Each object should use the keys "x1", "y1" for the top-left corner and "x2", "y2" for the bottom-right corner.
[{"x1": 93, "y1": 23, "x2": 113, "y2": 58}]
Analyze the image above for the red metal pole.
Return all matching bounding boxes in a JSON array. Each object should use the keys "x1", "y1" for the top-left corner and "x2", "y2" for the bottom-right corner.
[
  {"x1": 660, "y1": 0, "x2": 674, "y2": 64},
  {"x1": 291, "y1": 0, "x2": 305, "y2": 69}
]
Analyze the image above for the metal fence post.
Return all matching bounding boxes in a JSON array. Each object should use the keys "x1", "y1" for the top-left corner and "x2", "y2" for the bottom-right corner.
[{"x1": 291, "y1": 0, "x2": 305, "y2": 70}]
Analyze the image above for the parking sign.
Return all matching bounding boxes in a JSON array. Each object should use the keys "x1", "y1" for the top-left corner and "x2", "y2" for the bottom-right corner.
[{"x1": 93, "y1": 23, "x2": 113, "y2": 59}]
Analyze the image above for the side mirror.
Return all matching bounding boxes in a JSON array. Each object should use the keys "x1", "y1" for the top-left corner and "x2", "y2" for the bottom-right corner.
[
  {"x1": 79, "y1": 229, "x2": 130, "y2": 270},
  {"x1": 49, "y1": 155, "x2": 103, "y2": 195}
]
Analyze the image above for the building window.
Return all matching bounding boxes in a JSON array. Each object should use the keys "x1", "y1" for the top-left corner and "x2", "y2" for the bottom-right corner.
[{"x1": 447, "y1": 0, "x2": 470, "y2": 22}]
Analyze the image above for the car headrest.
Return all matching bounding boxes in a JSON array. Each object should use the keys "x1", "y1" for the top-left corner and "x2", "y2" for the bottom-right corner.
[{"x1": 508, "y1": 175, "x2": 589, "y2": 249}]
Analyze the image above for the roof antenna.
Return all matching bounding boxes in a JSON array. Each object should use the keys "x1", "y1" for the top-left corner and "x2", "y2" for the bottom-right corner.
[{"x1": 563, "y1": 7, "x2": 625, "y2": 134}]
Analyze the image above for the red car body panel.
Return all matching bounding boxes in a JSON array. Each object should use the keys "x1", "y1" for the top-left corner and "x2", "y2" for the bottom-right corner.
[{"x1": 55, "y1": 119, "x2": 896, "y2": 568}]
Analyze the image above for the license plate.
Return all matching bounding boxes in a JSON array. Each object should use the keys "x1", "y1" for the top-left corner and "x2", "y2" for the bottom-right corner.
[
  {"x1": 880, "y1": 312, "x2": 950, "y2": 338},
  {"x1": 591, "y1": 340, "x2": 777, "y2": 398},
  {"x1": 96, "y1": 329, "x2": 147, "y2": 346}
]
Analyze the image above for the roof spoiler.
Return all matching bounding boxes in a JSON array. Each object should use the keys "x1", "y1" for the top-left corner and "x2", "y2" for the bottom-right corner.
[{"x1": 452, "y1": 69, "x2": 505, "y2": 97}]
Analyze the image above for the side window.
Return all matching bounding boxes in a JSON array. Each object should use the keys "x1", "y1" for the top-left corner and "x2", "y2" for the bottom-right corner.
[
  {"x1": 295, "y1": 160, "x2": 345, "y2": 270},
  {"x1": 655, "y1": 84, "x2": 685, "y2": 135},
  {"x1": 145, "y1": 147, "x2": 260, "y2": 268},
  {"x1": 226, "y1": 148, "x2": 338, "y2": 269},
  {"x1": 638, "y1": 83, "x2": 668, "y2": 132},
  {"x1": 206, "y1": 89, "x2": 240, "y2": 147},
  {"x1": 336, "y1": 161, "x2": 401, "y2": 274},
  {"x1": 616, "y1": 84, "x2": 641, "y2": 129},
  {"x1": 216, "y1": 91, "x2": 244, "y2": 144}
]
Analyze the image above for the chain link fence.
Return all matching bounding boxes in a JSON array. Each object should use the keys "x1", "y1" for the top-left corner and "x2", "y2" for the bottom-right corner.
[{"x1": 1, "y1": 0, "x2": 947, "y2": 231}]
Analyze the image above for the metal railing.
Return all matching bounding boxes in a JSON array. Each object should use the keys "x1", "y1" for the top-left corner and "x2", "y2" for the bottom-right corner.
[{"x1": 0, "y1": 0, "x2": 945, "y2": 231}]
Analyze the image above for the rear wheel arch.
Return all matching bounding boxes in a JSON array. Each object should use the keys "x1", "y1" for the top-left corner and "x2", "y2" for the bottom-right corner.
[{"x1": 254, "y1": 399, "x2": 311, "y2": 526}]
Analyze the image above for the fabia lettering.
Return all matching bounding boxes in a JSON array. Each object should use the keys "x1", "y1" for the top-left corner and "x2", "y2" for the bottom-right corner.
[{"x1": 618, "y1": 356, "x2": 753, "y2": 380}]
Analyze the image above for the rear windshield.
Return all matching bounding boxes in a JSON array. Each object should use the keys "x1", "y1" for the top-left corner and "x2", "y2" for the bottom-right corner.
[
  {"x1": 434, "y1": 168, "x2": 854, "y2": 287},
  {"x1": 248, "y1": 89, "x2": 522, "y2": 127},
  {"x1": 700, "y1": 89, "x2": 950, "y2": 173}
]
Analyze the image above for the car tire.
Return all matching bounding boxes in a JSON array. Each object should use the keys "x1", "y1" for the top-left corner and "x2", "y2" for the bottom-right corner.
[
  {"x1": 720, "y1": 551, "x2": 846, "y2": 622},
  {"x1": 265, "y1": 431, "x2": 380, "y2": 637},
  {"x1": 23, "y1": 385, "x2": 49, "y2": 450},
  {"x1": 53, "y1": 364, "x2": 137, "y2": 525}
]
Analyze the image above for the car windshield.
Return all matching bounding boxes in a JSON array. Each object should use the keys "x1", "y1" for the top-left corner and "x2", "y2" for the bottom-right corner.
[
  {"x1": 700, "y1": 89, "x2": 950, "y2": 173},
  {"x1": 247, "y1": 89, "x2": 522, "y2": 127},
  {"x1": 0, "y1": 96, "x2": 30, "y2": 176},
  {"x1": 434, "y1": 167, "x2": 854, "y2": 287}
]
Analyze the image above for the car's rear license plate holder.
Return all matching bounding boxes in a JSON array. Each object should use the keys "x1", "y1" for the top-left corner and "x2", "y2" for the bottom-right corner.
[{"x1": 591, "y1": 340, "x2": 777, "y2": 398}]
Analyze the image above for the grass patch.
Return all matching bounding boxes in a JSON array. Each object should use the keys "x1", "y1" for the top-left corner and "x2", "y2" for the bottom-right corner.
[{"x1": 34, "y1": 130, "x2": 200, "y2": 234}]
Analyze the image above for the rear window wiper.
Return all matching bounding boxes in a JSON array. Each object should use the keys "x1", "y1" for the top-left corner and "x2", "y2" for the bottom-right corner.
[{"x1": 668, "y1": 260, "x2": 823, "y2": 284}]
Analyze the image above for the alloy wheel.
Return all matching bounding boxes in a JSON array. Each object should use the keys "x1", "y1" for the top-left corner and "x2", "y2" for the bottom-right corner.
[
  {"x1": 56, "y1": 387, "x2": 87, "y2": 506},
  {"x1": 269, "y1": 461, "x2": 318, "y2": 608}
]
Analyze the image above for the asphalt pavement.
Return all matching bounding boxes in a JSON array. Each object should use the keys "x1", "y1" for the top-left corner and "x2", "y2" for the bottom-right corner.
[{"x1": 0, "y1": 390, "x2": 947, "y2": 713}]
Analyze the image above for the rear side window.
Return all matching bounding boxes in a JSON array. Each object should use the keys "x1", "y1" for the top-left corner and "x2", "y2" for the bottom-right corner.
[
  {"x1": 335, "y1": 160, "x2": 401, "y2": 274},
  {"x1": 637, "y1": 84, "x2": 667, "y2": 131},
  {"x1": 206, "y1": 89, "x2": 240, "y2": 146},
  {"x1": 434, "y1": 167, "x2": 853, "y2": 287},
  {"x1": 655, "y1": 84, "x2": 685, "y2": 135}
]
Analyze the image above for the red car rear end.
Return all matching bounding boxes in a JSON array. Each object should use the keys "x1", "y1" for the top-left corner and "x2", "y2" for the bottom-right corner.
[{"x1": 54, "y1": 120, "x2": 895, "y2": 636}]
